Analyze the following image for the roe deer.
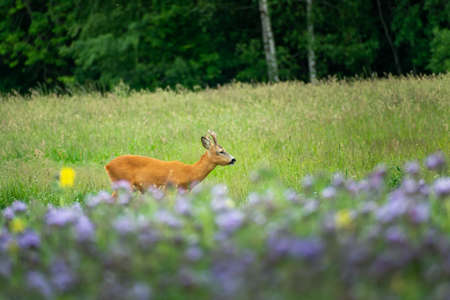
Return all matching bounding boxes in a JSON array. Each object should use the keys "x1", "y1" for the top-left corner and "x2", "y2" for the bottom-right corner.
[{"x1": 105, "y1": 130, "x2": 236, "y2": 191}]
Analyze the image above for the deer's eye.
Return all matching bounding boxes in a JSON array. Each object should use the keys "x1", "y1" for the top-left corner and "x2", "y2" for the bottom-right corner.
[{"x1": 218, "y1": 150, "x2": 225, "y2": 155}]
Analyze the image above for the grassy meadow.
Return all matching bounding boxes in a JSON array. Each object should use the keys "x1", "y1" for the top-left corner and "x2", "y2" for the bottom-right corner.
[{"x1": 0, "y1": 74, "x2": 449, "y2": 206}]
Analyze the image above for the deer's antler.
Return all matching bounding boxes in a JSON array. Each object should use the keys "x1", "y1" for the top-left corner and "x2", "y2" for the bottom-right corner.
[{"x1": 208, "y1": 129, "x2": 218, "y2": 145}]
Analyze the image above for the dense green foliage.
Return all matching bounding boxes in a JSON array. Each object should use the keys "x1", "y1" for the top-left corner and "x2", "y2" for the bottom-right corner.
[
  {"x1": 0, "y1": 0, "x2": 449, "y2": 92},
  {"x1": 0, "y1": 75, "x2": 448, "y2": 206}
]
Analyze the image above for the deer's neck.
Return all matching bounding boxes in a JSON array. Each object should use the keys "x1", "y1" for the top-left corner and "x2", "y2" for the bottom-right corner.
[{"x1": 190, "y1": 152, "x2": 217, "y2": 183}]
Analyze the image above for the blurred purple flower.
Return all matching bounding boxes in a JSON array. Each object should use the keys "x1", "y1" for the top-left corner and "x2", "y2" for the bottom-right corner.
[
  {"x1": 302, "y1": 175, "x2": 315, "y2": 191},
  {"x1": 27, "y1": 271, "x2": 53, "y2": 299},
  {"x1": 17, "y1": 229, "x2": 40, "y2": 249},
  {"x1": 284, "y1": 188, "x2": 300, "y2": 203},
  {"x1": 247, "y1": 192, "x2": 261, "y2": 206},
  {"x1": 2, "y1": 207, "x2": 14, "y2": 220},
  {"x1": 51, "y1": 259, "x2": 75, "y2": 291},
  {"x1": 211, "y1": 184, "x2": 228, "y2": 199},
  {"x1": 408, "y1": 203, "x2": 429, "y2": 224},
  {"x1": 359, "y1": 201, "x2": 377, "y2": 214},
  {"x1": 433, "y1": 177, "x2": 450, "y2": 198},
  {"x1": 86, "y1": 191, "x2": 114, "y2": 207},
  {"x1": 425, "y1": 152, "x2": 446, "y2": 171},
  {"x1": 148, "y1": 186, "x2": 165, "y2": 201},
  {"x1": 75, "y1": 215, "x2": 95, "y2": 242},
  {"x1": 11, "y1": 200, "x2": 27, "y2": 213},
  {"x1": 385, "y1": 226, "x2": 406, "y2": 244},
  {"x1": 45, "y1": 206, "x2": 80, "y2": 227},
  {"x1": 155, "y1": 210, "x2": 182, "y2": 228},
  {"x1": 303, "y1": 199, "x2": 319, "y2": 215},
  {"x1": 404, "y1": 161, "x2": 420, "y2": 176},
  {"x1": 0, "y1": 231, "x2": 12, "y2": 252},
  {"x1": 118, "y1": 193, "x2": 132, "y2": 205},
  {"x1": 185, "y1": 246, "x2": 203, "y2": 262},
  {"x1": 127, "y1": 282, "x2": 152, "y2": 300},
  {"x1": 289, "y1": 237, "x2": 323, "y2": 260},
  {"x1": 113, "y1": 216, "x2": 136, "y2": 235},
  {"x1": 321, "y1": 186, "x2": 336, "y2": 199},
  {"x1": 368, "y1": 165, "x2": 386, "y2": 191},
  {"x1": 0, "y1": 255, "x2": 11, "y2": 277},
  {"x1": 111, "y1": 180, "x2": 132, "y2": 192},
  {"x1": 345, "y1": 180, "x2": 359, "y2": 195},
  {"x1": 138, "y1": 229, "x2": 160, "y2": 249},
  {"x1": 418, "y1": 179, "x2": 430, "y2": 196},
  {"x1": 215, "y1": 210, "x2": 245, "y2": 233},
  {"x1": 401, "y1": 178, "x2": 419, "y2": 195},
  {"x1": 175, "y1": 195, "x2": 192, "y2": 216},
  {"x1": 332, "y1": 172, "x2": 345, "y2": 188},
  {"x1": 376, "y1": 192, "x2": 408, "y2": 223}
]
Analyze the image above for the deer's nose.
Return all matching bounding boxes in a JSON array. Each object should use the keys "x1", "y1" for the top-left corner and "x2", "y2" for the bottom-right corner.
[{"x1": 229, "y1": 158, "x2": 236, "y2": 165}]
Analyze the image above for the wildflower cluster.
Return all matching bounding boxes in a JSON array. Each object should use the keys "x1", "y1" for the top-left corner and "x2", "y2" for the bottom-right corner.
[{"x1": 0, "y1": 153, "x2": 449, "y2": 299}]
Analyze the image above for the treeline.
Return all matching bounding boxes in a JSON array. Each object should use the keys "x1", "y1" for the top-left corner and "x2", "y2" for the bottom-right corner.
[{"x1": 0, "y1": 0, "x2": 449, "y2": 93}]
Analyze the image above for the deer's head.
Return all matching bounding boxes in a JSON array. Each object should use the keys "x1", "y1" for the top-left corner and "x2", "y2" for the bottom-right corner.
[{"x1": 201, "y1": 130, "x2": 236, "y2": 166}]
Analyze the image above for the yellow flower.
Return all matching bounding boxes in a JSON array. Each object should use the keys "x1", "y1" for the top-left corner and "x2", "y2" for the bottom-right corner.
[
  {"x1": 59, "y1": 167, "x2": 76, "y2": 187},
  {"x1": 10, "y1": 217, "x2": 26, "y2": 233},
  {"x1": 335, "y1": 209, "x2": 353, "y2": 230}
]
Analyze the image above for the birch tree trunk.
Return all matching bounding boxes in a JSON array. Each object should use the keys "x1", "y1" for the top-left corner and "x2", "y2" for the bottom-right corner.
[
  {"x1": 258, "y1": 0, "x2": 279, "y2": 82},
  {"x1": 306, "y1": 0, "x2": 317, "y2": 83}
]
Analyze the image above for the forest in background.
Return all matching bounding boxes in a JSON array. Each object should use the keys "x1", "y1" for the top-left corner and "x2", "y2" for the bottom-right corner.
[{"x1": 0, "y1": 0, "x2": 449, "y2": 93}]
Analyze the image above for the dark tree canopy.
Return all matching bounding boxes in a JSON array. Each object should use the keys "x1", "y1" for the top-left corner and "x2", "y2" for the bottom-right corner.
[{"x1": 0, "y1": 0, "x2": 449, "y2": 93}]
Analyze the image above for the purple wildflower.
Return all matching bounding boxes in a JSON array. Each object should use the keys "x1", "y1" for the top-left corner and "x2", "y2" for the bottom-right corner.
[
  {"x1": 86, "y1": 191, "x2": 114, "y2": 207},
  {"x1": 345, "y1": 180, "x2": 360, "y2": 195},
  {"x1": 127, "y1": 282, "x2": 152, "y2": 300},
  {"x1": 185, "y1": 246, "x2": 203, "y2": 262},
  {"x1": 425, "y1": 151, "x2": 446, "y2": 171},
  {"x1": 385, "y1": 226, "x2": 406, "y2": 244},
  {"x1": 27, "y1": 271, "x2": 53, "y2": 299},
  {"x1": 332, "y1": 172, "x2": 345, "y2": 188},
  {"x1": 11, "y1": 200, "x2": 27, "y2": 213},
  {"x1": 113, "y1": 215, "x2": 136, "y2": 235},
  {"x1": 247, "y1": 192, "x2": 261, "y2": 206},
  {"x1": 51, "y1": 259, "x2": 75, "y2": 291},
  {"x1": 45, "y1": 206, "x2": 80, "y2": 226},
  {"x1": 284, "y1": 188, "x2": 300, "y2": 203},
  {"x1": 17, "y1": 229, "x2": 40, "y2": 249},
  {"x1": 148, "y1": 186, "x2": 165, "y2": 200},
  {"x1": 376, "y1": 192, "x2": 408, "y2": 223},
  {"x1": 75, "y1": 215, "x2": 95, "y2": 242},
  {"x1": 2, "y1": 207, "x2": 14, "y2": 220},
  {"x1": 408, "y1": 203, "x2": 429, "y2": 224},
  {"x1": 301, "y1": 175, "x2": 314, "y2": 191},
  {"x1": 215, "y1": 210, "x2": 245, "y2": 233},
  {"x1": 154, "y1": 210, "x2": 182, "y2": 228},
  {"x1": 433, "y1": 177, "x2": 450, "y2": 198},
  {"x1": 0, "y1": 256, "x2": 11, "y2": 277},
  {"x1": 418, "y1": 179, "x2": 430, "y2": 196},
  {"x1": 321, "y1": 186, "x2": 336, "y2": 199},
  {"x1": 288, "y1": 237, "x2": 323, "y2": 260},
  {"x1": 175, "y1": 195, "x2": 192, "y2": 216},
  {"x1": 303, "y1": 199, "x2": 319, "y2": 215},
  {"x1": 404, "y1": 161, "x2": 420, "y2": 176},
  {"x1": 211, "y1": 184, "x2": 228, "y2": 199},
  {"x1": 401, "y1": 178, "x2": 418, "y2": 195},
  {"x1": 111, "y1": 180, "x2": 132, "y2": 192},
  {"x1": 118, "y1": 193, "x2": 132, "y2": 205},
  {"x1": 0, "y1": 231, "x2": 12, "y2": 252},
  {"x1": 359, "y1": 201, "x2": 377, "y2": 215}
]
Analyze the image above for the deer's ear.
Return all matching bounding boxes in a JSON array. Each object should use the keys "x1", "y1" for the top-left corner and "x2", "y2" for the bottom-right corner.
[{"x1": 201, "y1": 136, "x2": 211, "y2": 149}]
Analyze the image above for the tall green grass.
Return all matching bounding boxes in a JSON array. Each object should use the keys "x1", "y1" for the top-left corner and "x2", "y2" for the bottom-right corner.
[{"x1": 0, "y1": 75, "x2": 449, "y2": 206}]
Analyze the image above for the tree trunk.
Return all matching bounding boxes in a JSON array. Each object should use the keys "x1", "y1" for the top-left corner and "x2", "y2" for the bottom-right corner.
[
  {"x1": 258, "y1": 0, "x2": 279, "y2": 82},
  {"x1": 375, "y1": 0, "x2": 402, "y2": 75},
  {"x1": 306, "y1": 0, "x2": 317, "y2": 83}
]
